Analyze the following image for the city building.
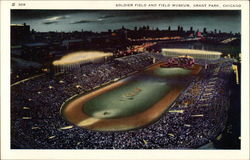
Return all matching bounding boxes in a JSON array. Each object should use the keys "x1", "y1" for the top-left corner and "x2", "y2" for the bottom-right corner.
[
  {"x1": 11, "y1": 23, "x2": 30, "y2": 45},
  {"x1": 22, "y1": 42, "x2": 51, "y2": 62}
]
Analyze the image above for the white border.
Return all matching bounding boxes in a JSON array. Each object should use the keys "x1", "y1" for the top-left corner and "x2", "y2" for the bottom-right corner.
[{"x1": 1, "y1": 1, "x2": 249, "y2": 160}]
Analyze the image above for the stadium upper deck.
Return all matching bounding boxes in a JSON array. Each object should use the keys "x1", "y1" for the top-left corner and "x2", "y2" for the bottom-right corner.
[{"x1": 162, "y1": 48, "x2": 222, "y2": 60}]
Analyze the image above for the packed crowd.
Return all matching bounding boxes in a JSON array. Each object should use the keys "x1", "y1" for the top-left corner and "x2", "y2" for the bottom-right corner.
[
  {"x1": 161, "y1": 56, "x2": 195, "y2": 69},
  {"x1": 11, "y1": 53, "x2": 234, "y2": 149}
]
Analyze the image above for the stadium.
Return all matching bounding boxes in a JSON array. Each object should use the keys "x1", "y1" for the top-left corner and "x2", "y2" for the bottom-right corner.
[{"x1": 11, "y1": 49, "x2": 234, "y2": 149}]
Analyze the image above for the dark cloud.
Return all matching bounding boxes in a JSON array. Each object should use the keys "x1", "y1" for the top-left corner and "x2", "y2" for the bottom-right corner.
[
  {"x1": 99, "y1": 15, "x2": 115, "y2": 19},
  {"x1": 11, "y1": 10, "x2": 83, "y2": 20},
  {"x1": 71, "y1": 20, "x2": 94, "y2": 24},
  {"x1": 70, "y1": 19, "x2": 103, "y2": 24},
  {"x1": 115, "y1": 10, "x2": 241, "y2": 21},
  {"x1": 43, "y1": 21, "x2": 58, "y2": 25}
]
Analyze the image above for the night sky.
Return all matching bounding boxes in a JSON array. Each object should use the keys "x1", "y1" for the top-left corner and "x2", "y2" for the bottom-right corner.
[{"x1": 11, "y1": 10, "x2": 241, "y2": 33}]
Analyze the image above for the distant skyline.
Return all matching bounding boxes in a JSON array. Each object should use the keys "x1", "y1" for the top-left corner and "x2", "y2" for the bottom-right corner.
[{"x1": 11, "y1": 10, "x2": 241, "y2": 33}]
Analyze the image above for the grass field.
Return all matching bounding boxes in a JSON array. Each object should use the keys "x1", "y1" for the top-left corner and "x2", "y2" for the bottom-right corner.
[{"x1": 84, "y1": 68, "x2": 192, "y2": 119}]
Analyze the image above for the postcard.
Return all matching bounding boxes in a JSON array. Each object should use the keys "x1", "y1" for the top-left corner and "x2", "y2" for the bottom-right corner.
[{"x1": 1, "y1": 0, "x2": 249, "y2": 160}]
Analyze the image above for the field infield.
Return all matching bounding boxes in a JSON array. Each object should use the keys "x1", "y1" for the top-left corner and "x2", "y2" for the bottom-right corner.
[{"x1": 62, "y1": 63, "x2": 201, "y2": 131}]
